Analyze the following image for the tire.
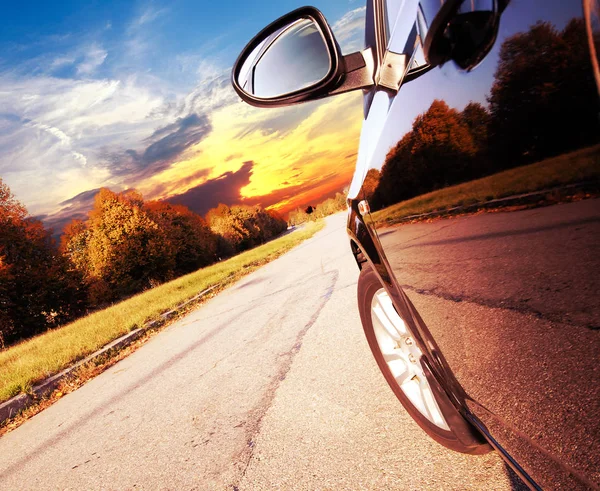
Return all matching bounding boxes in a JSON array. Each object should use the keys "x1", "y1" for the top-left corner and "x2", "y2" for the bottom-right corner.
[{"x1": 357, "y1": 263, "x2": 489, "y2": 454}]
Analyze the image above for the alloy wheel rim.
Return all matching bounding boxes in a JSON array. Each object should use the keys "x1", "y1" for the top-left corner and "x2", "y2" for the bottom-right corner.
[{"x1": 370, "y1": 288, "x2": 450, "y2": 431}]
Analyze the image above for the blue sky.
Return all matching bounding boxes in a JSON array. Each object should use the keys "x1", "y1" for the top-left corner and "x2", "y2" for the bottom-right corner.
[
  {"x1": 2, "y1": 0, "x2": 583, "y2": 229},
  {"x1": 0, "y1": 1, "x2": 366, "y2": 227},
  {"x1": 1, "y1": 1, "x2": 360, "y2": 83}
]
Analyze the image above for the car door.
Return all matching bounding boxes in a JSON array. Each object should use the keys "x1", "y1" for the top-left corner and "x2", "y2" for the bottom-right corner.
[{"x1": 356, "y1": 0, "x2": 600, "y2": 489}]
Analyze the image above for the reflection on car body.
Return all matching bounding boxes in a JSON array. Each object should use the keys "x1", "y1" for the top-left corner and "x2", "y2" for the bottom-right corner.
[{"x1": 233, "y1": 1, "x2": 600, "y2": 489}]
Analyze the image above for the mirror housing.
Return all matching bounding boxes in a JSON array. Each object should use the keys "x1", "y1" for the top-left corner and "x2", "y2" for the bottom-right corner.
[
  {"x1": 418, "y1": 0, "x2": 503, "y2": 71},
  {"x1": 232, "y1": 6, "x2": 373, "y2": 108}
]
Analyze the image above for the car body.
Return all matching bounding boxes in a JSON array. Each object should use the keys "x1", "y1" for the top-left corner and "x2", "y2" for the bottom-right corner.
[{"x1": 232, "y1": 1, "x2": 600, "y2": 488}]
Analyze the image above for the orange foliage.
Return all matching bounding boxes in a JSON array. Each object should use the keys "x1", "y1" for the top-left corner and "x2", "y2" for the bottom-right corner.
[
  {"x1": 287, "y1": 190, "x2": 347, "y2": 226},
  {"x1": 145, "y1": 200, "x2": 218, "y2": 274},
  {"x1": 61, "y1": 188, "x2": 285, "y2": 306},
  {"x1": 361, "y1": 169, "x2": 381, "y2": 202},
  {"x1": 0, "y1": 178, "x2": 86, "y2": 346},
  {"x1": 206, "y1": 204, "x2": 287, "y2": 253},
  {"x1": 62, "y1": 188, "x2": 173, "y2": 304}
]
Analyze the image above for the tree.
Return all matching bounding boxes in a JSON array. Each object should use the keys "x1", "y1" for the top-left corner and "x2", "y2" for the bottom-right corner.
[
  {"x1": 253, "y1": 207, "x2": 287, "y2": 241},
  {"x1": 460, "y1": 102, "x2": 490, "y2": 155},
  {"x1": 288, "y1": 207, "x2": 310, "y2": 226},
  {"x1": 145, "y1": 201, "x2": 218, "y2": 275},
  {"x1": 62, "y1": 188, "x2": 174, "y2": 304},
  {"x1": 372, "y1": 100, "x2": 476, "y2": 209},
  {"x1": 361, "y1": 169, "x2": 381, "y2": 201},
  {"x1": 207, "y1": 204, "x2": 254, "y2": 252},
  {"x1": 61, "y1": 219, "x2": 90, "y2": 277},
  {"x1": 0, "y1": 178, "x2": 86, "y2": 346},
  {"x1": 206, "y1": 204, "x2": 287, "y2": 253},
  {"x1": 488, "y1": 19, "x2": 600, "y2": 166}
]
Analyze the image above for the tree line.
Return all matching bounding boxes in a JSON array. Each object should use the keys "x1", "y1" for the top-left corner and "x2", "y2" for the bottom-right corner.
[
  {"x1": 370, "y1": 18, "x2": 599, "y2": 210},
  {"x1": 287, "y1": 190, "x2": 347, "y2": 226},
  {"x1": 0, "y1": 183, "x2": 287, "y2": 347}
]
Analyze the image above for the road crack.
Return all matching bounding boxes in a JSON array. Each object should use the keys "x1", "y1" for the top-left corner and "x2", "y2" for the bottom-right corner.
[{"x1": 230, "y1": 269, "x2": 340, "y2": 490}]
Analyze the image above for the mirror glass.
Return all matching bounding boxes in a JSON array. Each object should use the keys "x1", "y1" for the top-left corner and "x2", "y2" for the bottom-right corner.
[{"x1": 237, "y1": 18, "x2": 331, "y2": 98}]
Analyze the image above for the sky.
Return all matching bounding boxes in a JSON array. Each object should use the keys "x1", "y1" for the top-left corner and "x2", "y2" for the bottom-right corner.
[{"x1": 0, "y1": 0, "x2": 367, "y2": 229}]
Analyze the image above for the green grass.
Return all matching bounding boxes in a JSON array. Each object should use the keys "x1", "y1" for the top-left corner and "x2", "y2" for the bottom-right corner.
[
  {"x1": 0, "y1": 220, "x2": 325, "y2": 403},
  {"x1": 371, "y1": 144, "x2": 600, "y2": 227}
]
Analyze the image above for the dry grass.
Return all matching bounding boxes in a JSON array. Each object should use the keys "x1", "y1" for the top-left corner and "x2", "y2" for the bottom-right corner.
[
  {"x1": 370, "y1": 144, "x2": 600, "y2": 226},
  {"x1": 0, "y1": 220, "x2": 325, "y2": 404}
]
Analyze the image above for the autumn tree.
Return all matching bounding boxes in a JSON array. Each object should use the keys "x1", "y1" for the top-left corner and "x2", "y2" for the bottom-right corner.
[
  {"x1": 460, "y1": 103, "x2": 490, "y2": 154},
  {"x1": 145, "y1": 201, "x2": 218, "y2": 275},
  {"x1": 207, "y1": 204, "x2": 253, "y2": 253},
  {"x1": 488, "y1": 19, "x2": 600, "y2": 166},
  {"x1": 288, "y1": 207, "x2": 310, "y2": 226},
  {"x1": 459, "y1": 101, "x2": 494, "y2": 174},
  {"x1": 61, "y1": 219, "x2": 89, "y2": 277},
  {"x1": 372, "y1": 99, "x2": 477, "y2": 209},
  {"x1": 254, "y1": 207, "x2": 288, "y2": 241},
  {"x1": 287, "y1": 189, "x2": 348, "y2": 225},
  {"x1": 0, "y1": 179, "x2": 86, "y2": 346},
  {"x1": 62, "y1": 189, "x2": 174, "y2": 304},
  {"x1": 312, "y1": 192, "x2": 348, "y2": 218},
  {"x1": 206, "y1": 204, "x2": 287, "y2": 253}
]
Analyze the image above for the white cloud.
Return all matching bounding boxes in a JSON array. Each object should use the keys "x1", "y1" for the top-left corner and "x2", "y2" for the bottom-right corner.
[
  {"x1": 177, "y1": 71, "x2": 238, "y2": 117},
  {"x1": 76, "y1": 44, "x2": 108, "y2": 75},
  {"x1": 0, "y1": 73, "x2": 165, "y2": 214},
  {"x1": 50, "y1": 55, "x2": 76, "y2": 70},
  {"x1": 130, "y1": 6, "x2": 168, "y2": 30},
  {"x1": 23, "y1": 120, "x2": 88, "y2": 166},
  {"x1": 332, "y1": 6, "x2": 367, "y2": 53},
  {"x1": 123, "y1": 7, "x2": 169, "y2": 63},
  {"x1": 46, "y1": 43, "x2": 107, "y2": 76}
]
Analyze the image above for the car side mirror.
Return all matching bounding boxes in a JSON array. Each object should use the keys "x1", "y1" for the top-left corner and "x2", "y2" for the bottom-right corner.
[
  {"x1": 232, "y1": 6, "x2": 374, "y2": 108},
  {"x1": 419, "y1": 0, "x2": 503, "y2": 71}
]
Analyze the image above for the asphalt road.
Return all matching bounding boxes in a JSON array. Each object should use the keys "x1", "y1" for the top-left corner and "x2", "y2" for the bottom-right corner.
[
  {"x1": 377, "y1": 198, "x2": 600, "y2": 488},
  {"x1": 0, "y1": 212, "x2": 524, "y2": 490},
  {"x1": 378, "y1": 198, "x2": 600, "y2": 330}
]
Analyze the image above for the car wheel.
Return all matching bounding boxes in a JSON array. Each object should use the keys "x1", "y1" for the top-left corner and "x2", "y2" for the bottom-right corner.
[{"x1": 357, "y1": 263, "x2": 488, "y2": 453}]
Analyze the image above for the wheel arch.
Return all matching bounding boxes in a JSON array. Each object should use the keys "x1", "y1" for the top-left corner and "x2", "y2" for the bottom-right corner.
[{"x1": 347, "y1": 198, "x2": 491, "y2": 453}]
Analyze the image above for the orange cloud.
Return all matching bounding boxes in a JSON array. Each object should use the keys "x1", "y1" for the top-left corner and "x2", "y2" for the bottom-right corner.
[{"x1": 140, "y1": 91, "x2": 363, "y2": 214}]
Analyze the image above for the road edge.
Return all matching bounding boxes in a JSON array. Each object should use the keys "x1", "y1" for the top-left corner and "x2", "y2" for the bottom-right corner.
[
  {"x1": 375, "y1": 181, "x2": 599, "y2": 227},
  {"x1": 0, "y1": 285, "x2": 217, "y2": 424}
]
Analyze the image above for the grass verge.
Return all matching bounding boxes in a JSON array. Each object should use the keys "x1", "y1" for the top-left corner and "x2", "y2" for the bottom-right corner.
[
  {"x1": 370, "y1": 144, "x2": 600, "y2": 227},
  {"x1": 0, "y1": 220, "x2": 325, "y2": 404}
]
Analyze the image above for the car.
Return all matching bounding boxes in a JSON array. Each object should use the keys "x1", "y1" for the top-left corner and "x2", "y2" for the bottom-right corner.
[{"x1": 231, "y1": 1, "x2": 600, "y2": 489}]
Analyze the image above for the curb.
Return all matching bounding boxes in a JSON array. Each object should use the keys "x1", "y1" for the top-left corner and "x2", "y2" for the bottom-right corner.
[
  {"x1": 0, "y1": 284, "x2": 219, "y2": 425},
  {"x1": 381, "y1": 181, "x2": 598, "y2": 226}
]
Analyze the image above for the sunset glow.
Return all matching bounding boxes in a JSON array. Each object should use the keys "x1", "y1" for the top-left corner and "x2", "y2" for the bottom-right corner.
[
  {"x1": 141, "y1": 92, "x2": 363, "y2": 215},
  {"x1": 0, "y1": 1, "x2": 366, "y2": 228}
]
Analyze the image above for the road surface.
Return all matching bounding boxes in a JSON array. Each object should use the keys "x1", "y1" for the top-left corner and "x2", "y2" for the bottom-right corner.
[
  {"x1": 377, "y1": 198, "x2": 600, "y2": 488},
  {"x1": 0, "y1": 211, "x2": 526, "y2": 490}
]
